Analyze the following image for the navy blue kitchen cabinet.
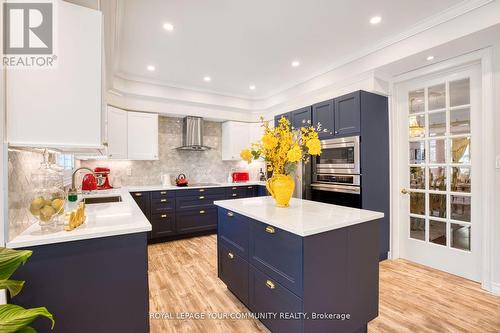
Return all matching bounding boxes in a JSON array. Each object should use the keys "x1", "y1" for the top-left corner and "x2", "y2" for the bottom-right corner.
[
  {"x1": 274, "y1": 112, "x2": 291, "y2": 127},
  {"x1": 133, "y1": 185, "x2": 261, "y2": 242},
  {"x1": 217, "y1": 208, "x2": 380, "y2": 333},
  {"x1": 312, "y1": 99, "x2": 335, "y2": 139},
  {"x1": 257, "y1": 185, "x2": 269, "y2": 196},
  {"x1": 291, "y1": 106, "x2": 311, "y2": 129},
  {"x1": 334, "y1": 91, "x2": 361, "y2": 136},
  {"x1": 130, "y1": 191, "x2": 152, "y2": 239},
  {"x1": 13, "y1": 233, "x2": 149, "y2": 333}
]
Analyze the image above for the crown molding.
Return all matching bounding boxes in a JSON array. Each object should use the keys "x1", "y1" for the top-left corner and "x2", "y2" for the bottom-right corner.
[{"x1": 108, "y1": 0, "x2": 498, "y2": 115}]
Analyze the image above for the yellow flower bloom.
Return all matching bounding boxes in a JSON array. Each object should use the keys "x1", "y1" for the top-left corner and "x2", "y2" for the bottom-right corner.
[
  {"x1": 240, "y1": 149, "x2": 253, "y2": 163},
  {"x1": 262, "y1": 133, "x2": 278, "y2": 150},
  {"x1": 306, "y1": 139, "x2": 321, "y2": 155},
  {"x1": 287, "y1": 145, "x2": 302, "y2": 162}
]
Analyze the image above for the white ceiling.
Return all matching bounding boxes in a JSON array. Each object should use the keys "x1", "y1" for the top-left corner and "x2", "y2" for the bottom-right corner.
[{"x1": 116, "y1": 0, "x2": 464, "y2": 99}]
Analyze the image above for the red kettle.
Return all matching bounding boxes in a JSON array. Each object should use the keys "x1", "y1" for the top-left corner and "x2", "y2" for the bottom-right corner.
[{"x1": 175, "y1": 174, "x2": 188, "y2": 187}]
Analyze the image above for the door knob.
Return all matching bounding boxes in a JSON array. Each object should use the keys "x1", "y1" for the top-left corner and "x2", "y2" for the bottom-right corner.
[{"x1": 401, "y1": 188, "x2": 409, "y2": 194}]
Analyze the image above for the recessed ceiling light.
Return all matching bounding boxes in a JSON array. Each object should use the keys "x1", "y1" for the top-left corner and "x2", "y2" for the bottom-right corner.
[
  {"x1": 147, "y1": 65, "x2": 155, "y2": 71},
  {"x1": 291, "y1": 60, "x2": 300, "y2": 67},
  {"x1": 426, "y1": 55, "x2": 435, "y2": 61},
  {"x1": 249, "y1": 85, "x2": 256, "y2": 90},
  {"x1": 370, "y1": 16, "x2": 382, "y2": 24},
  {"x1": 163, "y1": 22, "x2": 174, "y2": 31},
  {"x1": 203, "y1": 76, "x2": 211, "y2": 82}
]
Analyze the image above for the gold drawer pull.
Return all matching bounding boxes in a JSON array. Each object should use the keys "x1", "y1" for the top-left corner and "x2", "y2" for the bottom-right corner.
[
  {"x1": 232, "y1": 193, "x2": 237, "y2": 197},
  {"x1": 265, "y1": 226, "x2": 275, "y2": 234},
  {"x1": 199, "y1": 196, "x2": 205, "y2": 199},
  {"x1": 161, "y1": 199, "x2": 167, "y2": 202},
  {"x1": 266, "y1": 280, "x2": 275, "y2": 289},
  {"x1": 200, "y1": 210, "x2": 205, "y2": 214},
  {"x1": 134, "y1": 193, "x2": 142, "y2": 197},
  {"x1": 199, "y1": 189, "x2": 205, "y2": 192},
  {"x1": 247, "y1": 186, "x2": 253, "y2": 189},
  {"x1": 232, "y1": 187, "x2": 237, "y2": 190},
  {"x1": 227, "y1": 211, "x2": 234, "y2": 217},
  {"x1": 161, "y1": 214, "x2": 167, "y2": 218},
  {"x1": 228, "y1": 252, "x2": 234, "y2": 259},
  {"x1": 160, "y1": 191, "x2": 167, "y2": 195}
]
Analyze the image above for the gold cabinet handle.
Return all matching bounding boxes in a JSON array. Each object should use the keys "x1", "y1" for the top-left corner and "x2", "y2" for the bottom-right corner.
[
  {"x1": 199, "y1": 189, "x2": 205, "y2": 192},
  {"x1": 227, "y1": 211, "x2": 234, "y2": 217},
  {"x1": 228, "y1": 252, "x2": 234, "y2": 259},
  {"x1": 401, "y1": 188, "x2": 409, "y2": 194},
  {"x1": 199, "y1": 196, "x2": 205, "y2": 199},
  {"x1": 232, "y1": 193, "x2": 237, "y2": 197},
  {"x1": 232, "y1": 187, "x2": 237, "y2": 190},
  {"x1": 161, "y1": 199, "x2": 167, "y2": 202},
  {"x1": 266, "y1": 280, "x2": 275, "y2": 289},
  {"x1": 200, "y1": 210, "x2": 205, "y2": 214},
  {"x1": 161, "y1": 214, "x2": 167, "y2": 218},
  {"x1": 160, "y1": 191, "x2": 167, "y2": 195},
  {"x1": 134, "y1": 193, "x2": 142, "y2": 197},
  {"x1": 265, "y1": 226, "x2": 275, "y2": 234},
  {"x1": 247, "y1": 186, "x2": 253, "y2": 189}
]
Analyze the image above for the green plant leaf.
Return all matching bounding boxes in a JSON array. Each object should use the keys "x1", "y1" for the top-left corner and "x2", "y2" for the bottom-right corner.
[
  {"x1": 0, "y1": 248, "x2": 32, "y2": 280},
  {"x1": 16, "y1": 326, "x2": 36, "y2": 333},
  {"x1": 0, "y1": 280, "x2": 24, "y2": 298},
  {"x1": 0, "y1": 304, "x2": 54, "y2": 333}
]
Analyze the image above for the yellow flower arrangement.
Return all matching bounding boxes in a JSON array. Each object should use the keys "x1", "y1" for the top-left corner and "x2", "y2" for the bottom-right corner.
[{"x1": 240, "y1": 116, "x2": 322, "y2": 175}]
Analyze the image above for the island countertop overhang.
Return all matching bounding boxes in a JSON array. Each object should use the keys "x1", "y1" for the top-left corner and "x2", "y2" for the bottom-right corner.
[{"x1": 214, "y1": 196, "x2": 384, "y2": 237}]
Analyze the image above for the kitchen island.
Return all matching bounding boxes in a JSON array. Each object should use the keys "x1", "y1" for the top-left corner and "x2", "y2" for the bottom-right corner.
[
  {"x1": 214, "y1": 197, "x2": 384, "y2": 333},
  {"x1": 7, "y1": 188, "x2": 151, "y2": 333}
]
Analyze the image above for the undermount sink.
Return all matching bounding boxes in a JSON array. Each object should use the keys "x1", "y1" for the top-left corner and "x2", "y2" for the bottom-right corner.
[{"x1": 83, "y1": 196, "x2": 122, "y2": 204}]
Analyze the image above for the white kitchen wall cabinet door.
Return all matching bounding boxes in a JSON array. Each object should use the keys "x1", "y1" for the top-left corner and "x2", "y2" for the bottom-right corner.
[
  {"x1": 6, "y1": 1, "x2": 102, "y2": 150},
  {"x1": 127, "y1": 112, "x2": 158, "y2": 160},
  {"x1": 106, "y1": 106, "x2": 128, "y2": 159},
  {"x1": 248, "y1": 122, "x2": 264, "y2": 144},
  {"x1": 222, "y1": 121, "x2": 250, "y2": 161}
]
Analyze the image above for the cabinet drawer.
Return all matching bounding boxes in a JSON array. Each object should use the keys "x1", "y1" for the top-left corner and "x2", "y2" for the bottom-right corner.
[
  {"x1": 151, "y1": 190, "x2": 175, "y2": 199},
  {"x1": 249, "y1": 220, "x2": 303, "y2": 297},
  {"x1": 249, "y1": 266, "x2": 302, "y2": 333},
  {"x1": 176, "y1": 187, "x2": 226, "y2": 197},
  {"x1": 151, "y1": 198, "x2": 175, "y2": 213},
  {"x1": 219, "y1": 244, "x2": 249, "y2": 305},
  {"x1": 176, "y1": 194, "x2": 224, "y2": 211},
  {"x1": 151, "y1": 213, "x2": 175, "y2": 238},
  {"x1": 225, "y1": 186, "x2": 248, "y2": 199},
  {"x1": 218, "y1": 208, "x2": 249, "y2": 259},
  {"x1": 176, "y1": 207, "x2": 217, "y2": 234}
]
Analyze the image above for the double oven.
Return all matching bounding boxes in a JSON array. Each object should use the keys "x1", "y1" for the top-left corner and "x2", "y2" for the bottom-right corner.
[{"x1": 310, "y1": 136, "x2": 361, "y2": 208}]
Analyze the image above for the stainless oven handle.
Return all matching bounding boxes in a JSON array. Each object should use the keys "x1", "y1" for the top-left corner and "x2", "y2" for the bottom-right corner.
[{"x1": 310, "y1": 184, "x2": 361, "y2": 194}]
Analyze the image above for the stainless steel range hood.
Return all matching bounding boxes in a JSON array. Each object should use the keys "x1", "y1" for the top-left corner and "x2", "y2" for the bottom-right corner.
[{"x1": 176, "y1": 116, "x2": 212, "y2": 151}]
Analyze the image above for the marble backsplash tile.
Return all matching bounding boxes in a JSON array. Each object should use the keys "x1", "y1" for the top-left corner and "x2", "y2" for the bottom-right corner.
[
  {"x1": 8, "y1": 150, "x2": 52, "y2": 240},
  {"x1": 80, "y1": 116, "x2": 261, "y2": 186}
]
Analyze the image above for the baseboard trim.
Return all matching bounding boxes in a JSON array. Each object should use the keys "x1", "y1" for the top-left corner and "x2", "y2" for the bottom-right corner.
[{"x1": 491, "y1": 282, "x2": 500, "y2": 296}]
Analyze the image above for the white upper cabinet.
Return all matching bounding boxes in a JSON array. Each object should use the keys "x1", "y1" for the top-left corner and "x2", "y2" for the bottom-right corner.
[
  {"x1": 106, "y1": 106, "x2": 128, "y2": 159},
  {"x1": 127, "y1": 112, "x2": 159, "y2": 160},
  {"x1": 6, "y1": 1, "x2": 102, "y2": 150},
  {"x1": 222, "y1": 121, "x2": 261, "y2": 161}
]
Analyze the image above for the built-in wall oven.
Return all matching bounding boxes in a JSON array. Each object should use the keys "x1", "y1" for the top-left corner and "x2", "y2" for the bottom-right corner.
[{"x1": 311, "y1": 136, "x2": 361, "y2": 208}]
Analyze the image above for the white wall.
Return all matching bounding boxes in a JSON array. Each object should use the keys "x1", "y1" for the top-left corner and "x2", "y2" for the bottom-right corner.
[{"x1": 492, "y1": 43, "x2": 500, "y2": 293}]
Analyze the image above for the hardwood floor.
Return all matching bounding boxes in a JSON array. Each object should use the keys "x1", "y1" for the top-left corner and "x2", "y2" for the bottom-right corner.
[{"x1": 148, "y1": 235, "x2": 500, "y2": 333}]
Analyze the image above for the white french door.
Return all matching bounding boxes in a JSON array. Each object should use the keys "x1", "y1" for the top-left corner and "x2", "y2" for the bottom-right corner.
[{"x1": 397, "y1": 65, "x2": 482, "y2": 281}]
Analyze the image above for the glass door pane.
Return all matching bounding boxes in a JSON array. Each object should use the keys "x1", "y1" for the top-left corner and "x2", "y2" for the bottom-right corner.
[{"x1": 407, "y1": 77, "x2": 472, "y2": 251}]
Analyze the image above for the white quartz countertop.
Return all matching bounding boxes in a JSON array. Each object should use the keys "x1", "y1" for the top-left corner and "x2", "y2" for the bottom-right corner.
[
  {"x1": 7, "y1": 188, "x2": 152, "y2": 249},
  {"x1": 214, "y1": 197, "x2": 384, "y2": 237},
  {"x1": 126, "y1": 181, "x2": 266, "y2": 192}
]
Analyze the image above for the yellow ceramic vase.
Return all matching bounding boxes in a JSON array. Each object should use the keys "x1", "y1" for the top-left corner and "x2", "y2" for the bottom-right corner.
[{"x1": 266, "y1": 174, "x2": 295, "y2": 207}]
